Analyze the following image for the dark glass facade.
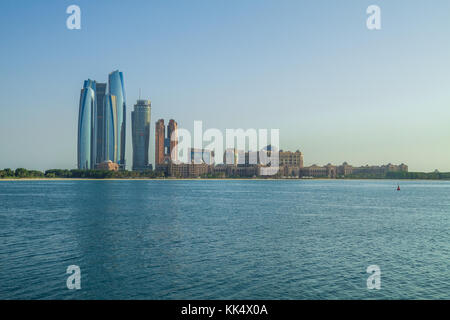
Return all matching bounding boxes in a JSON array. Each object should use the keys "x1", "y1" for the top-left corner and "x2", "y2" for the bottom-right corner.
[
  {"x1": 131, "y1": 100, "x2": 151, "y2": 171},
  {"x1": 95, "y1": 83, "x2": 107, "y2": 164}
]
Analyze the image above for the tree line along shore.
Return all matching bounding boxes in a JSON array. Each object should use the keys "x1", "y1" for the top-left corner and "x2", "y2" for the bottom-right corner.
[{"x1": 1, "y1": 168, "x2": 450, "y2": 180}]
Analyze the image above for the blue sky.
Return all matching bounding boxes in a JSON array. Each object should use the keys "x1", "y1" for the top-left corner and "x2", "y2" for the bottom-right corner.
[{"x1": 1, "y1": 0, "x2": 449, "y2": 171}]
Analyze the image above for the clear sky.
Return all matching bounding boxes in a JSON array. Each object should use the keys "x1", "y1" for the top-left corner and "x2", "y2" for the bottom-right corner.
[{"x1": 1, "y1": 0, "x2": 449, "y2": 171}]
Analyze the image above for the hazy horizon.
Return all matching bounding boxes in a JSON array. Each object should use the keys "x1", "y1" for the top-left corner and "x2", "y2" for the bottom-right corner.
[{"x1": 1, "y1": 0, "x2": 449, "y2": 172}]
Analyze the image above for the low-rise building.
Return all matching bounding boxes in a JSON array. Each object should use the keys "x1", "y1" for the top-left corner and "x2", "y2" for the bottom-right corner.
[
  {"x1": 300, "y1": 164, "x2": 336, "y2": 178},
  {"x1": 95, "y1": 160, "x2": 119, "y2": 171},
  {"x1": 154, "y1": 148, "x2": 407, "y2": 179},
  {"x1": 279, "y1": 150, "x2": 304, "y2": 167},
  {"x1": 336, "y1": 162, "x2": 408, "y2": 176},
  {"x1": 169, "y1": 162, "x2": 211, "y2": 178}
]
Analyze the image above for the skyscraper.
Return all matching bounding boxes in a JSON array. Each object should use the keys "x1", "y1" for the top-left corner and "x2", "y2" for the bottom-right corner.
[
  {"x1": 108, "y1": 70, "x2": 127, "y2": 170},
  {"x1": 155, "y1": 119, "x2": 165, "y2": 166},
  {"x1": 95, "y1": 83, "x2": 107, "y2": 164},
  {"x1": 155, "y1": 119, "x2": 178, "y2": 165},
  {"x1": 167, "y1": 119, "x2": 178, "y2": 163},
  {"x1": 104, "y1": 93, "x2": 118, "y2": 163},
  {"x1": 131, "y1": 99, "x2": 152, "y2": 171},
  {"x1": 77, "y1": 79, "x2": 97, "y2": 169},
  {"x1": 77, "y1": 71, "x2": 126, "y2": 170}
]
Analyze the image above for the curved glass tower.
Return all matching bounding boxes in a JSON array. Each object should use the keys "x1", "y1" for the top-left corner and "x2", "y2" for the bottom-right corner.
[
  {"x1": 104, "y1": 93, "x2": 118, "y2": 163},
  {"x1": 108, "y1": 70, "x2": 126, "y2": 169},
  {"x1": 77, "y1": 80, "x2": 97, "y2": 169}
]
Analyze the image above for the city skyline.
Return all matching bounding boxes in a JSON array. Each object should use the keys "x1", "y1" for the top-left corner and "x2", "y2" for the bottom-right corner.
[
  {"x1": 2, "y1": 1, "x2": 450, "y2": 304},
  {"x1": 1, "y1": 1, "x2": 450, "y2": 171}
]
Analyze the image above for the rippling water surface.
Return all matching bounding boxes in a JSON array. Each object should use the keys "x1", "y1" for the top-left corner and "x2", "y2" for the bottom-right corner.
[{"x1": 0, "y1": 180, "x2": 449, "y2": 299}]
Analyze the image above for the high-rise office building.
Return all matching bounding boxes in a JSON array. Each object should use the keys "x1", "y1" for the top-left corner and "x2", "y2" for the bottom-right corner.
[
  {"x1": 77, "y1": 71, "x2": 127, "y2": 170},
  {"x1": 131, "y1": 99, "x2": 152, "y2": 171},
  {"x1": 167, "y1": 119, "x2": 178, "y2": 163},
  {"x1": 77, "y1": 79, "x2": 97, "y2": 169},
  {"x1": 104, "y1": 93, "x2": 118, "y2": 163},
  {"x1": 155, "y1": 119, "x2": 178, "y2": 165},
  {"x1": 95, "y1": 83, "x2": 107, "y2": 164},
  {"x1": 108, "y1": 70, "x2": 127, "y2": 170},
  {"x1": 155, "y1": 119, "x2": 165, "y2": 165}
]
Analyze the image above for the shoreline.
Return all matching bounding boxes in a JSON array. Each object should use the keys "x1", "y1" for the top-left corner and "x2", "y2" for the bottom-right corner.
[{"x1": 0, "y1": 178, "x2": 448, "y2": 182}]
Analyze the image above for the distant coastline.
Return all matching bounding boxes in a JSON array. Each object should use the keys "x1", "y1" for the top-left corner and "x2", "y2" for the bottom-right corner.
[
  {"x1": 2, "y1": 168, "x2": 450, "y2": 181},
  {"x1": 1, "y1": 177, "x2": 450, "y2": 182}
]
